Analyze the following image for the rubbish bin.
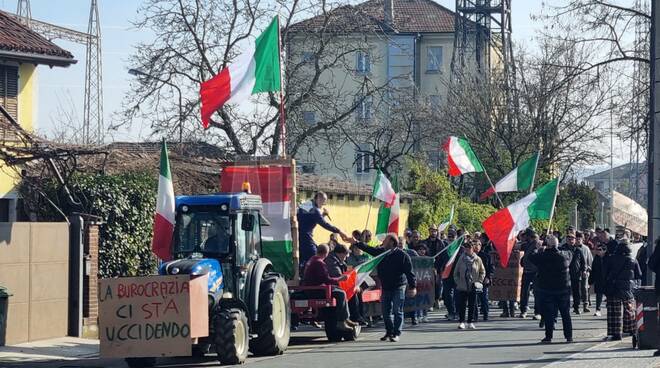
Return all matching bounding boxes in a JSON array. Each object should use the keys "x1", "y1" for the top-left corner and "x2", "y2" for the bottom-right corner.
[
  {"x1": 634, "y1": 286, "x2": 659, "y2": 350},
  {"x1": 0, "y1": 286, "x2": 11, "y2": 347}
]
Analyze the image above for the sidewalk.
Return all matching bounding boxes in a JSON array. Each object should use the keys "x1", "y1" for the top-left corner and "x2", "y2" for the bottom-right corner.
[
  {"x1": 0, "y1": 337, "x2": 99, "y2": 367},
  {"x1": 542, "y1": 338, "x2": 660, "y2": 368}
]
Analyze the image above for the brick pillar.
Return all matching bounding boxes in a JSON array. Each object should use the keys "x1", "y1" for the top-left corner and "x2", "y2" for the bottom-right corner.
[{"x1": 82, "y1": 223, "x2": 99, "y2": 338}]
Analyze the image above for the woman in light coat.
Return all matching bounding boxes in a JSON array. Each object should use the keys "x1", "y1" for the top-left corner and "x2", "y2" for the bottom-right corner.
[{"x1": 453, "y1": 239, "x2": 486, "y2": 329}]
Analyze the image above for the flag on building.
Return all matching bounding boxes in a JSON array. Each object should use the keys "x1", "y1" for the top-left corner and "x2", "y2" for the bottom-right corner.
[
  {"x1": 152, "y1": 141, "x2": 176, "y2": 260},
  {"x1": 375, "y1": 175, "x2": 399, "y2": 240},
  {"x1": 220, "y1": 165, "x2": 295, "y2": 278},
  {"x1": 442, "y1": 136, "x2": 484, "y2": 176},
  {"x1": 339, "y1": 250, "x2": 389, "y2": 300},
  {"x1": 438, "y1": 205, "x2": 455, "y2": 232},
  {"x1": 480, "y1": 153, "x2": 539, "y2": 200},
  {"x1": 440, "y1": 235, "x2": 464, "y2": 279},
  {"x1": 482, "y1": 178, "x2": 559, "y2": 267},
  {"x1": 372, "y1": 170, "x2": 396, "y2": 205},
  {"x1": 200, "y1": 16, "x2": 281, "y2": 128}
]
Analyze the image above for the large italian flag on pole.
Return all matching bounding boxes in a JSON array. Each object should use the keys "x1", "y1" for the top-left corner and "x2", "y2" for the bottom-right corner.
[
  {"x1": 339, "y1": 250, "x2": 390, "y2": 301},
  {"x1": 200, "y1": 16, "x2": 281, "y2": 128},
  {"x1": 480, "y1": 153, "x2": 539, "y2": 200},
  {"x1": 440, "y1": 235, "x2": 464, "y2": 279},
  {"x1": 152, "y1": 141, "x2": 175, "y2": 261},
  {"x1": 220, "y1": 165, "x2": 295, "y2": 278},
  {"x1": 442, "y1": 136, "x2": 484, "y2": 176},
  {"x1": 482, "y1": 178, "x2": 559, "y2": 267}
]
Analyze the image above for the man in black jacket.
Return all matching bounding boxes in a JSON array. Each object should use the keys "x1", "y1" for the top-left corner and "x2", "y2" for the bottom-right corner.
[
  {"x1": 519, "y1": 228, "x2": 541, "y2": 319},
  {"x1": 529, "y1": 235, "x2": 574, "y2": 344},
  {"x1": 351, "y1": 235, "x2": 416, "y2": 342},
  {"x1": 559, "y1": 230, "x2": 586, "y2": 314}
]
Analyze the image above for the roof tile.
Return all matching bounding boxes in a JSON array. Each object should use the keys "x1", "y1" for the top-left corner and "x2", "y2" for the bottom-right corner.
[{"x1": 0, "y1": 11, "x2": 74, "y2": 59}]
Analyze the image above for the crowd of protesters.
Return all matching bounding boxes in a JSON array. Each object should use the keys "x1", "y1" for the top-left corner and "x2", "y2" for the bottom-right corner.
[{"x1": 298, "y1": 191, "x2": 660, "y2": 350}]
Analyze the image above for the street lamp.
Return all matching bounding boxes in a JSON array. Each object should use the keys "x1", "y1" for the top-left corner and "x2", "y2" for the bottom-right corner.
[{"x1": 128, "y1": 68, "x2": 184, "y2": 142}]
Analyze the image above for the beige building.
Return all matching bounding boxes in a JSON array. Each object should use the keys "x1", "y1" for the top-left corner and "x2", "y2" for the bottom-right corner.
[{"x1": 287, "y1": 0, "x2": 460, "y2": 183}]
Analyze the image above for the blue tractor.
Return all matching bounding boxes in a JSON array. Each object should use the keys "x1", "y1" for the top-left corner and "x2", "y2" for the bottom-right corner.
[{"x1": 127, "y1": 192, "x2": 290, "y2": 367}]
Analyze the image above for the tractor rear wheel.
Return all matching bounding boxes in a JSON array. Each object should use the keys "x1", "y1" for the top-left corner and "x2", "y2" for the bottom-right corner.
[
  {"x1": 214, "y1": 308, "x2": 249, "y2": 365},
  {"x1": 249, "y1": 276, "x2": 291, "y2": 356}
]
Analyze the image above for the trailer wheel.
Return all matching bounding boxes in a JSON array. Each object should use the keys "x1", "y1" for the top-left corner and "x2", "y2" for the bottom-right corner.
[
  {"x1": 125, "y1": 357, "x2": 156, "y2": 368},
  {"x1": 249, "y1": 276, "x2": 291, "y2": 356},
  {"x1": 323, "y1": 310, "x2": 343, "y2": 342},
  {"x1": 214, "y1": 308, "x2": 249, "y2": 365}
]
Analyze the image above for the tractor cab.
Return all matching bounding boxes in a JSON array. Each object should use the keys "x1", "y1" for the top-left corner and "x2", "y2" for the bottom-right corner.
[{"x1": 160, "y1": 192, "x2": 264, "y2": 305}]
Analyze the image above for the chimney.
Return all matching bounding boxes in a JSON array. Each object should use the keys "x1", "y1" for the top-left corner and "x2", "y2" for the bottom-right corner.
[{"x1": 384, "y1": 0, "x2": 394, "y2": 26}]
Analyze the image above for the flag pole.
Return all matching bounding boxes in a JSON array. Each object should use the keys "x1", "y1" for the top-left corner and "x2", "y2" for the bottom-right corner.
[
  {"x1": 462, "y1": 134, "x2": 504, "y2": 208},
  {"x1": 546, "y1": 178, "x2": 561, "y2": 235},
  {"x1": 529, "y1": 151, "x2": 541, "y2": 194},
  {"x1": 276, "y1": 15, "x2": 286, "y2": 158}
]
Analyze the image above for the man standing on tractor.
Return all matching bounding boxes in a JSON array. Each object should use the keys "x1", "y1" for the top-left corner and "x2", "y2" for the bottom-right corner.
[{"x1": 297, "y1": 192, "x2": 350, "y2": 276}]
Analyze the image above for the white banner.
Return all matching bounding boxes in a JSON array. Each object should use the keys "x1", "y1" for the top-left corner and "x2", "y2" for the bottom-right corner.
[{"x1": 612, "y1": 191, "x2": 648, "y2": 236}]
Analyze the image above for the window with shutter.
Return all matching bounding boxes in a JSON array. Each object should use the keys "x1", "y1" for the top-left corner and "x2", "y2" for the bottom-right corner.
[{"x1": 0, "y1": 65, "x2": 19, "y2": 143}]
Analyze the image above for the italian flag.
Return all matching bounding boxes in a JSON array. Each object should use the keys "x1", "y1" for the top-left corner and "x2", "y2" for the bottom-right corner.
[
  {"x1": 200, "y1": 16, "x2": 281, "y2": 128},
  {"x1": 151, "y1": 141, "x2": 175, "y2": 261},
  {"x1": 480, "y1": 153, "x2": 539, "y2": 200},
  {"x1": 440, "y1": 236, "x2": 464, "y2": 279},
  {"x1": 375, "y1": 174, "x2": 399, "y2": 240},
  {"x1": 339, "y1": 251, "x2": 390, "y2": 301},
  {"x1": 482, "y1": 178, "x2": 559, "y2": 267},
  {"x1": 372, "y1": 170, "x2": 396, "y2": 205},
  {"x1": 220, "y1": 165, "x2": 295, "y2": 278},
  {"x1": 438, "y1": 205, "x2": 455, "y2": 232},
  {"x1": 442, "y1": 136, "x2": 484, "y2": 176}
]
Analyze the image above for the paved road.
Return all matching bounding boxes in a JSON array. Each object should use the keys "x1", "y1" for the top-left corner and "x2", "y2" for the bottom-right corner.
[{"x1": 5, "y1": 309, "x2": 658, "y2": 368}]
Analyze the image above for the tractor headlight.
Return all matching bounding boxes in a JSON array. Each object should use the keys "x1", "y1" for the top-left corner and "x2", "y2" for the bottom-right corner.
[{"x1": 171, "y1": 267, "x2": 180, "y2": 275}]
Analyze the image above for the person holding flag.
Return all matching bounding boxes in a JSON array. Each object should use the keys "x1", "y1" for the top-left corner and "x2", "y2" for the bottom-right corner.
[
  {"x1": 453, "y1": 238, "x2": 486, "y2": 330},
  {"x1": 347, "y1": 235, "x2": 416, "y2": 342},
  {"x1": 438, "y1": 231, "x2": 463, "y2": 321}
]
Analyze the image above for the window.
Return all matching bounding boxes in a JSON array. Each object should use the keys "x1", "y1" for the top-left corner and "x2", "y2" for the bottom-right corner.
[
  {"x1": 355, "y1": 144, "x2": 372, "y2": 173},
  {"x1": 427, "y1": 46, "x2": 443, "y2": 72},
  {"x1": 303, "y1": 111, "x2": 316, "y2": 124},
  {"x1": 0, "y1": 199, "x2": 9, "y2": 222},
  {"x1": 429, "y1": 95, "x2": 441, "y2": 110},
  {"x1": 356, "y1": 51, "x2": 371, "y2": 74},
  {"x1": 0, "y1": 65, "x2": 19, "y2": 143},
  {"x1": 356, "y1": 95, "x2": 373, "y2": 121},
  {"x1": 302, "y1": 51, "x2": 314, "y2": 63}
]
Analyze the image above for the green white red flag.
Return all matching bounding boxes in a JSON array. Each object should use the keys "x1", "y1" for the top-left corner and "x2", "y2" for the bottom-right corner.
[
  {"x1": 482, "y1": 178, "x2": 559, "y2": 267},
  {"x1": 372, "y1": 170, "x2": 396, "y2": 205},
  {"x1": 200, "y1": 16, "x2": 281, "y2": 128},
  {"x1": 152, "y1": 141, "x2": 175, "y2": 260},
  {"x1": 480, "y1": 153, "x2": 539, "y2": 200},
  {"x1": 440, "y1": 235, "x2": 464, "y2": 279},
  {"x1": 442, "y1": 136, "x2": 484, "y2": 176},
  {"x1": 375, "y1": 173, "x2": 399, "y2": 240},
  {"x1": 220, "y1": 165, "x2": 295, "y2": 279},
  {"x1": 438, "y1": 205, "x2": 455, "y2": 232},
  {"x1": 339, "y1": 250, "x2": 390, "y2": 300}
]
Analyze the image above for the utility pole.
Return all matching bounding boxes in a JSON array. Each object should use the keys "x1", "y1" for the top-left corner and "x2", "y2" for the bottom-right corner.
[{"x1": 648, "y1": 0, "x2": 658, "y2": 286}]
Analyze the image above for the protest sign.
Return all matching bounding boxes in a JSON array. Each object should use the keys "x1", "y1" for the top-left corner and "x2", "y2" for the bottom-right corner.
[
  {"x1": 404, "y1": 256, "x2": 435, "y2": 312},
  {"x1": 98, "y1": 274, "x2": 208, "y2": 358},
  {"x1": 489, "y1": 251, "x2": 523, "y2": 302}
]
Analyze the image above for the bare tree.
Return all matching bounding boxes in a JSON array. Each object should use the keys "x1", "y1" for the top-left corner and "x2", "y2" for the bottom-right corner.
[
  {"x1": 441, "y1": 40, "x2": 609, "y2": 182},
  {"x1": 537, "y1": 0, "x2": 650, "y2": 152},
  {"x1": 115, "y1": 0, "x2": 389, "y2": 157}
]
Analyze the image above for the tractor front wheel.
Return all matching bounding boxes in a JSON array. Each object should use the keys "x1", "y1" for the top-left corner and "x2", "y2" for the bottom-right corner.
[
  {"x1": 249, "y1": 276, "x2": 291, "y2": 356},
  {"x1": 214, "y1": 308, "x2": 249, "y2": 365}
]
